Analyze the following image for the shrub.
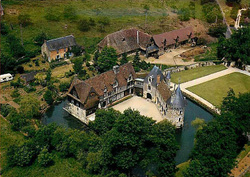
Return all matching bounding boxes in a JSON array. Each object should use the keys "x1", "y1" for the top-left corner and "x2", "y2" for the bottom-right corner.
[
  {"x1": 0, "y1": 104, "x2": 15, "y2": 117},
  {"x1": 22, "y1": 125, "x2": 36, "y2": 138},
  {"x1": 178, "y1": 8, "x2": 190, "y2": 21},
  {"x1": 15, "y1": 143, "x2": 36, "y2": 166},
  {"x1": 18, "y1": 14, "x2": 32, "y2": 27},
  {"x1": 44, "y1": 9, "x2": 61, "y2": 22},
  {"x1": 50, "y1": 61, "x2": 67, "y2": 69},
  {"x1": 38, "y1": 147, "x2": 53, "y2": 167},
  {"x1": 11, "y1": 89, "x2": 20, "y2": 98},
  {"x1": 8, "y1": 110, "x2": 28, "y2": 131},
  {"x1": 10, "y1": 78, "x2": 23, "y2": 88},
  {"x1": 65, "y1": 70, "x2": 75, "y2": 78},
  {"x1": 24, "y1": 86, "x2": 36, "y2": 93},
  {"x1": 17, "y1": 57, "x2": 30, "y2": 65},
  {"x1": 86, "y1": 61, "x2": 90, "y2": 67},
  {"x1": 16, "y1": 65, "x2": 25, "y2": 74},
  {"x1": 64, "y1": 6, "x2": 77, "y2": 20},
  {"x1": 43, "y1": 90, "x2": 54, "y2": 105},
  {"x1": 208, "y1": 24, "x2": 227, "y2": 37},
  {"x1": 59, "y1": 82, "x2": 70, "y2": 92},
  {"x1": 78, "y1": 18, "x2": 91, "y2": 32}
]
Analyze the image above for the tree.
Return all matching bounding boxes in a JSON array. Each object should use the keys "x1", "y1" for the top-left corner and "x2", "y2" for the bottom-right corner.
[
  {"x1": 18, "y1": 14, "x2": 32, "y2": 27},
  {"x1": 38, "y1": 147, "x2": 53, "y2": 167},
  {"x1": 120, "y1": 53, "x2": 128, "y2": 65},
  {"x1": 70, "y1": 46, "x2": 83, "y2": 57},
  {"x1": 34, "y1": 32, "x2": 49, "y2": 46},
  {"x1": 97, "y1": 17, "x2": 110, "y2": 32},
  {"x1": 184, "y1": 89, "x2": 250, "y2": 177},
  {"x1": 208, "y1": 24, "x2": 227, "y2": 38},
  {"x1": 43, "y1": 90, "x2": 54, "y2": 105},
  {"x1": 97, "y1": 47, "x2": 117, "y2": 73},
  {"x1": 99, "y1": 108, "x2": 178, "y2": 176},
  {"x1": 6, "y1": 35, "x2": 25, "y2": 58},
  {"x1": 72, "y1": 57, "x2": 84, "y2": 75},
  {"x1": 19, "y1": 95, "x2": 40, "y2": 119},
  {"x1": 88, "y1": 109, "x2": 121, "y2": 136},
  {"x1": 217, "y1": 27, "x2": 250, "y2": 65},
  {"x1": 0, "y1": 53, "x2": 16, "y2": 74},
  {"x1": 191, "y1": 117, "x2": 206, "y2": 131},
  {"x1": 45, "y1": 68, "x2": 52, "y2": 83},
  {"x1": 226, "y1": 0, "x2": 241, "y2": 4},
  {"x1": 44, "y1": 8, "x2": 60, "y2": 21},
  {"x1": 78, "y1": 18, "x2": 91, "y2": 32},
  {"x1": 178, "y1": 8, "x2": 190, "y2": 21},
  {"x1": 16, "y1": 65, "x2": 25, "y2": 74},
  {"x1": 63, "y1": 6, "x2": 77, "y2": 20}
]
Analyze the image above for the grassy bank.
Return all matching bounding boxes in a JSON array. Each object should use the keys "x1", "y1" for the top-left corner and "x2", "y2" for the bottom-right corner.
[{"x1": 171, "y1": 65, "x2": 227, "y2": 83}]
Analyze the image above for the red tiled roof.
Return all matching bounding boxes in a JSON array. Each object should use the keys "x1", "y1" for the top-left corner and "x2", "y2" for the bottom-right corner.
[
  {"x1": 98, "y1": 28, "x2": 151, "y2": 55},
  {"x1": 153, "y1": 27, "x2": 193, "y2": 48}
]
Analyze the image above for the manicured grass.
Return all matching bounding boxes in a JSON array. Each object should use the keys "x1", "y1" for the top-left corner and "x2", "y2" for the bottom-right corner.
[
  {"x1": 175, "y1": 161, "x2": 190, "y2": 177},
  {"x1": 237, "y1": 144, "x2": 250, "y2": 162},
  {"x1": 187, "y1": 73, "x2": 250, "y2": 107},
  {"x1": 171, "y1": 65, "x2": 227, "y2": 83}
]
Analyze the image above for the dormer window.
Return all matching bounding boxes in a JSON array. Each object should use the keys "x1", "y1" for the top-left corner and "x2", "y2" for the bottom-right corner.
[
  {"x1": 57, "y1": 50, "x2": 59, "y2": 54},
  {"x1": 113, "y1": 80, "x2": 118, "y2": 88},
  {"x1": 122, "y1": 37, "x2": 125, "y2": 41},
  {"x1": 148, "y1": 76, "x2": 152, "y2": 83},
  {"x1": 128, "y1": 74, "x2": 133, "y2": 82},
  {"x1": 104, "y1": 86, "x2": 107, "y2": 93}
]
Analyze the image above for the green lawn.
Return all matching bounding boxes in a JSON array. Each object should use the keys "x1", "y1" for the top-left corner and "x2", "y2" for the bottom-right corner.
[
  {"x1": 187, "y1": 73, "x2": 250, "y2": 107},
  {"x1": 171, "y1": 65, "x2": 227, "y2": 83}
]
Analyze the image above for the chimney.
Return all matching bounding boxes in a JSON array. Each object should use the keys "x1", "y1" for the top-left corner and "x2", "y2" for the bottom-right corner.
[
  {"x1": 137, "y1": 30, "x2": 139, "y2": 45},
  {"x1": 113, "y1": 65, "x2": 119, "y2": 74}
]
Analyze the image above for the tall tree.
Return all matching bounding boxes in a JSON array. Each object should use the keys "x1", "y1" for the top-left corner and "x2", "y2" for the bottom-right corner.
[
  {"x1": 19, "y1": 95, "x2": 40, "y2": 119},
  {"x1": 97, "y1": 47, "x2": 117, "y2": 73},
  {"x1": 120, "y1": 53, "x2": 128, "y2": 65}
]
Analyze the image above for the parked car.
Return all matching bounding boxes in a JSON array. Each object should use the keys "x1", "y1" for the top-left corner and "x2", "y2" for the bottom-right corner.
[{"x1": 0, "y1": 73, "x2": 14, "y2": 83}]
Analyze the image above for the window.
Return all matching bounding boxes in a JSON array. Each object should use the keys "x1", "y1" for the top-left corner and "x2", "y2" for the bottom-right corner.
[
  {"x1": 90, "y1": 92, "x2": 95, "y2": 97},
  {"x1": 148, "y1": 76, "x2": 152, "y2": 83},
  {"x1": 148, "y1": 85, "x2": 151, "y2": 90},
  {"x1": 56, "y1": 55, "x2": 60, "y2": 59},
  {"x1": 57, "y1": 50, "x2": 59, "y2": 54},
  {"x1": 64, "y1": 48, "x2": 66, "y2": 52}
]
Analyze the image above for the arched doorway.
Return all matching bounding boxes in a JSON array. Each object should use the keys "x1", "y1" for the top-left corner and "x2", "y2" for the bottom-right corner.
[{"x1": 147, "y1": 93, "x2": 152, "y2": 100}]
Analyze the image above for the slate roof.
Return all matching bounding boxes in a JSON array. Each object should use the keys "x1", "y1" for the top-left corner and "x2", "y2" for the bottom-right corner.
[
  {"x1": 98, "y1": 28, "x2": 151, "y2": 55},
  {"x1": 20, "y1": 71, "x2": 38, "y2": 83},
  {"x1": 68, "y1": 63, "x2": 136, "y2": 108},
  {"x1": 146, "y1": 45, "x2": 159, "y2": 54},
  {"x1": 157, "y1": 80, "x2": 171, "y2": 103},
  {"x1": 166, "y1": 71, "x2": 171, "y2": 80},
  {"x1": 45, "y1": 35, "x2": 77, "y2": 51},
  {"x1": 153, "y1": 27, "x2": 193, "y2": 48},
  {"x1": 172, "y1": 84, "x2": 187, "y2": 109},
  {"x1": 144, "y1": 65, "x2": 165, "y2": 88}
]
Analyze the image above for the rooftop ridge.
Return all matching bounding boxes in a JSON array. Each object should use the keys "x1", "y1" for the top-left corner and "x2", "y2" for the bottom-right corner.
[{"x1": 46, "y1": 35, "x2": 74, "y2": 43}]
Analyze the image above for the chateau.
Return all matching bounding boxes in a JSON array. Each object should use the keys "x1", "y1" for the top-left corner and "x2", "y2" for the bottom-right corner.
[{"x1": 64, "y1": 63, "x2": 187, "y2": 128}]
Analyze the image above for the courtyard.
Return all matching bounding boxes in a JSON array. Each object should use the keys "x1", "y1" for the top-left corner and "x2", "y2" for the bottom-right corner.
[{"x1": 112, "y1": 96, "x2": 164, "y2": 122}]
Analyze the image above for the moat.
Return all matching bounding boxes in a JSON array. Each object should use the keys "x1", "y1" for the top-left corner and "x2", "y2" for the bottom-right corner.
[{"x1": 42, "y1": 98, "x2": 213, "y2": 165}]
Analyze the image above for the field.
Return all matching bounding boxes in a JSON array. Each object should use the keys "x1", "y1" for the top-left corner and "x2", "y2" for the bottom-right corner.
[
  {"x1": 187, "y1": 73, "x2": 250, "y2": 107},
  {"x1": 171, "y1": 65, "x2": 227, "y2": 83},
  {"x1": 1, "y1": 0, "x2": 208, "y2": 55}
]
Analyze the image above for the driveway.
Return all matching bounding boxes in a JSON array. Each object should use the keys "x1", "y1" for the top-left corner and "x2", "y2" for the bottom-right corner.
[
  {"x1": 112, "y1": 96, "x2": 163, "y2": 122},
  {"x1": 145, "y1": 48, "x2": 196, "y2": 66}
]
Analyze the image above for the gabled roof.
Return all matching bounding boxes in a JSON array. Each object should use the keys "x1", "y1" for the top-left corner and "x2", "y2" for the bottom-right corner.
[
  {"x1": 144, "y1": 65, "x2": 165, "y2": 88},
  {"x1": 98, "y1": 28, "x2": 151, "y2": 55},
  {"x1": 20, "y1": 71, "x2": 38, "y2": 83},
  {"x1": 157, "y1": 80, "x2": 171, "y2": 103},
  {"x1": 172, "y1": 84, "x2": 187, "y2": 109},
  {"x1": 67, "y1": 63, "x2": 136, "y2": 106},
  {"x1": 45, "y1": 35, "x2": 77, "y2": 51},
  {"x1": 153, "y1": 27, "x2": 193, "y2": 48},
  {"x1": 146, "y1": 45, "x2": 159, "y2": 54}
]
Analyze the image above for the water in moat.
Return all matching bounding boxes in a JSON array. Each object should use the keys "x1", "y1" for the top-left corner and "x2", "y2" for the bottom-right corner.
[{"x1": 42, "y1": 99, "x2": 213, "y2": 165}]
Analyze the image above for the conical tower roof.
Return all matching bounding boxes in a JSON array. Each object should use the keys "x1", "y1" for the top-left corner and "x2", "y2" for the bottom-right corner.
[
  {"x1": 172, "y1": 84, "x2": 187, "y2": 109},
  {"x1": 166, "y1": 71, "x2": 171, "y2": 80}
]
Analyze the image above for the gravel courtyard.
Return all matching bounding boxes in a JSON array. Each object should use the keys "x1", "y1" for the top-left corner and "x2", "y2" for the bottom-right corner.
[{"x1": 112, "y1": 96, "x2": 164, "y2": 122}]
